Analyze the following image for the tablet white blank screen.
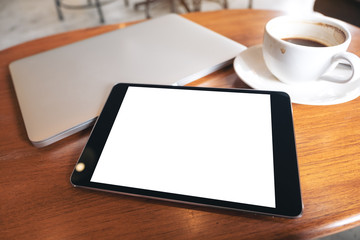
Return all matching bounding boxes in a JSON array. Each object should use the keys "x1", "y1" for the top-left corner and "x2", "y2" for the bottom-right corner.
[{"x1": 91, "y1": 87, "x2": 276, "y2": 208}]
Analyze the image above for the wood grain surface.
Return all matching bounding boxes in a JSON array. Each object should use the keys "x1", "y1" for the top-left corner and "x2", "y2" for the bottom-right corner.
[{"x1": 1, "y1": 9, "x2": 360, "y2": 240}]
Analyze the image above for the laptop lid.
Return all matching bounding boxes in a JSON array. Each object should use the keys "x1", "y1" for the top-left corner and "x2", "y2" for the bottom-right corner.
[{"x1": 9, "y1": 14, "x2": 246, "y2": 147}]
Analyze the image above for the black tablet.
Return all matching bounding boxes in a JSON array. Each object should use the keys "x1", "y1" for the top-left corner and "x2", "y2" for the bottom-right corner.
[{"x1": 71, "y1": 83, "x2": 302, "y2": 218}]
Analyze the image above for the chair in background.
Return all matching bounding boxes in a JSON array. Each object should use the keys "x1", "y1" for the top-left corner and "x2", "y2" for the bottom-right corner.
[
  {"x1": 314, "y1": 0, "x2": 360, "y2": 27},
  {"x1": 54, "y1": 0, "x2": 125, "y2": 23},
  {"x1": 192, "y1": 0, "x2": 228, "y2": 12},
  {"x1": 134, "y1": 0, "x2": 192, "y2": 18}
]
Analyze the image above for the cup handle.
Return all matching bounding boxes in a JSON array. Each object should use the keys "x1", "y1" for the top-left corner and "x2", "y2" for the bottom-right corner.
[{"x1": 322, "y1": 52, "x2": 360, "y2": 84}]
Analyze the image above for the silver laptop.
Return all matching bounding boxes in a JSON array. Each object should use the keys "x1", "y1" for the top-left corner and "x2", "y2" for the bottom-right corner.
[{"x1": 9, "y1": 14, "x2": 246, "y2": 147}]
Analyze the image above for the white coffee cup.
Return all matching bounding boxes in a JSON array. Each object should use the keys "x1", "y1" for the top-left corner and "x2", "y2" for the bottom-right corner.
[{"x1": 262, "y1": 15, "x2": 360, "y2": 84}]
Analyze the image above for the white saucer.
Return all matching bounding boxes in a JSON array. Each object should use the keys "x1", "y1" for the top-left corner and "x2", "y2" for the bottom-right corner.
[{"x1": 233, "y1": 45, "x2": 360, "y2": 105}]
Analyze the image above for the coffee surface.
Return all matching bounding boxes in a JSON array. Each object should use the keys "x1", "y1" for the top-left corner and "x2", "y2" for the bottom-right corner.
[{"x1": 282, "y1": 37, "x2": 328, "y2": 47}]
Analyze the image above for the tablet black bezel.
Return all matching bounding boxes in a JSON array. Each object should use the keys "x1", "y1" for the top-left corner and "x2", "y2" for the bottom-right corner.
[{"x1": 71, "y1": 83, "x2": 302, "y2": 218}]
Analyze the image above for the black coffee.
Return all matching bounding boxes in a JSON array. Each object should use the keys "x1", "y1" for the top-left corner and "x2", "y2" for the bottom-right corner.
[{"x1": 282, "y1": 37, "x2": 328, "y2": 47}]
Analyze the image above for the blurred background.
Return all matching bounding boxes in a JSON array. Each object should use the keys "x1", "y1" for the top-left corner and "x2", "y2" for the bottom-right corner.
[{"x1": 1, "y1": 0, "x2": 317, "y2": 50}]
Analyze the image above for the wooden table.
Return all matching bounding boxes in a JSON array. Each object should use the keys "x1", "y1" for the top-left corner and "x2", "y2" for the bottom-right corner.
[{"x1": 1, "y1": 9, "x2": 360, "y2": 240}]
